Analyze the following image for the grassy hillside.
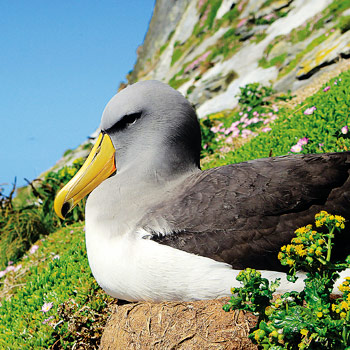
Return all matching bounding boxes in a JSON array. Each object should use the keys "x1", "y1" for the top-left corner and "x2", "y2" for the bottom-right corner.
[{"x1": 1, "y1": 68, "x2": 350, "y2": 348}]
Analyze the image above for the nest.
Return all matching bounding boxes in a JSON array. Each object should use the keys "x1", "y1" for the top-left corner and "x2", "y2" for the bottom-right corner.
[{"x1": 100, "y1": 298, "x2": 258, "y2": 350}]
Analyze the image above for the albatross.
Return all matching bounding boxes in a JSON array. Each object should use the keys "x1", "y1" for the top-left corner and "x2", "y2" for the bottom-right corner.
[{"x1": 54, "y1": 80, "x2": 350, "y2": 302}]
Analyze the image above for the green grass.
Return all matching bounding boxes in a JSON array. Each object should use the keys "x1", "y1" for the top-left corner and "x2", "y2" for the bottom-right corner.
[{"x1": 0, "y1": 223, "x2": 113, "y2": 349}]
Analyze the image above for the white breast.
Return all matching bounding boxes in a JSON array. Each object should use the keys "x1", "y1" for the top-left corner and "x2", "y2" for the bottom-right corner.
[{"x1": 85, "y1": 220, "x2": 342, "y2": 302}]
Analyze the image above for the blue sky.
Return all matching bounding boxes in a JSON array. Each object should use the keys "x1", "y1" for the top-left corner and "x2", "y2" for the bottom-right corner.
[{"x1": 0, "y1": 1, "x2": 155, "y2": 194}]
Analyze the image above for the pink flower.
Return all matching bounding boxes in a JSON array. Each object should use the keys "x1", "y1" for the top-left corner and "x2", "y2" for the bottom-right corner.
[
  {"x1": 225, "y1": 136, "x2": 234, "y2": 144},
  {"x1": 323, "y1": 86, "x2": 330, "y2": 92},
  {"x1": 291, "y1": 144, "x2": 302, "y2": 153},
  {"x1": 304, "y1": 106, "x2": 317, "y2": 115},
  {"x1": 14, "y1": 264, "x2": 22, "y2": 272},
  {"x1": 5, "y1": 266, "x2": 15, "y2": 273},
  {"x1": 41, "y1": 302, "x2": 53, "y2": 313},
  {"x1": 262, "y1": 127, "x2": 272, "y2": 132},
  {"x1": 297, "y1": 137, "x2": 309, "y2": 146},
  {"x1": 42, "y1": 315, "x2": 55, "y2": 325},
  {"x1": 237, "y1": 18, "x2": 248, "y2": 28},
  {"x1": 219, "y1": 146, "x2": 231, "y2": 153},
  {"x1": 341, "y1": 126, "x2": 348, "y2": 135},
  {"x1": 0, "y1": 270, "x2": 6, "y2": 278},
  {"x1": 53, "y1": 255, "x2": 60, "y2": 260},
  {"x1": 29, "y1": 244, "x2": 39, "y2": 255}
]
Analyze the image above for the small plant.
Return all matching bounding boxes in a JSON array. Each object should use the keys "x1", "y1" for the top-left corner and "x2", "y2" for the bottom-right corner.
[
  {"x1": 237, "y1": 83, "x2": 275, "y2": 112},
  {"x1": 224, "y1": 211, "x2": 350, "y2": 349}
]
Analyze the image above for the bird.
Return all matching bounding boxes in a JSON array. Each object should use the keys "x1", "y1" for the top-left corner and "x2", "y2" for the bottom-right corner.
[{"x1": 54, "y1": 80, "x2": 350, "y2": 302}]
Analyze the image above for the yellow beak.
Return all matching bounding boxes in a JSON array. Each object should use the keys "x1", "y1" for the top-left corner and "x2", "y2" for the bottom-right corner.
[{"x1": 54, "y1": 132, "x2": 116, "y2": 219}]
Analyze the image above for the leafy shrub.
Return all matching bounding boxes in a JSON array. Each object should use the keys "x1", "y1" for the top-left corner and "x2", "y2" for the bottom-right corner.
[
  {"x1": 237, "y1": 83, "x2": 275, "y2": 112},
  {"x1": 224, "y1": 211, "x2": 350, "y2": 349},
  {"x1": 0, "y1": 158, "x2": 86, "y2": 269}
]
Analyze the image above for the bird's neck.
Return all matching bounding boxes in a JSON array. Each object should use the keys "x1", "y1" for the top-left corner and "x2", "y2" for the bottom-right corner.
[{"x1": 85, "y1": 163, "x2": 200, "y2": 238}]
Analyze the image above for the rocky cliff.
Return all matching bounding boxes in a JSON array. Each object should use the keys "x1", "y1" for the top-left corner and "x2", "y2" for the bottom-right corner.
[{"x1": 128, "y1": 0, "x2": 350, "y2": 118}]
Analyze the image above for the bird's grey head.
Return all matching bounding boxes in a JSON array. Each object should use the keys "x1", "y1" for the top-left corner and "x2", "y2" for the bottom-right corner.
[{"x1": 100, "y1": 80, "x2": 201, "y2": 178}]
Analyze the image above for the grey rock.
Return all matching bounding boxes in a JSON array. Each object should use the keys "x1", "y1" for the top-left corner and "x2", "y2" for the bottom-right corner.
[{"x1": 297, "y1": 30, "x2": 350, "y2": 79}]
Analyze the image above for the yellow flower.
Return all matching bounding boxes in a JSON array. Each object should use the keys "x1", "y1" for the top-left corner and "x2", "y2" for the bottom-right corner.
[
  {"x1": 340, "y1": 301, "x2": 349, "y2": 311},
  {"x1": 300, "y1": 329, "x2": 308, "y2": 336},
  {"x1": 315, "y1": 249, "x2": 322, "y2": 256},
  {"x1": 332, "y1": 304, "x2": 336, "y2": 312},
  {"x1": 286, "y1": 258, "x2": 294, "y2": 266},
  {"x1": 278, "y1": 252, "x2": 283, "y2": 260},
  {"x1": 340, "y1": 312, "x2": 347, "y2": 319},
  {"x1": 316, "y1": 312, "x2": 323, "y2": 318},
  {"x1": 318, "y1": 239, "x2": 325, "y2": 245}
]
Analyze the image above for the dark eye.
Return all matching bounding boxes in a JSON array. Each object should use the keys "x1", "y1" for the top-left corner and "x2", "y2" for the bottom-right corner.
[{"x1": 107, "y1": 112, "x2": 142, "y2": 133}]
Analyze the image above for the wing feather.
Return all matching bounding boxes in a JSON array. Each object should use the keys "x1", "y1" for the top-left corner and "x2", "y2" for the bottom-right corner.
[{"x1": 140, "y1": 152, "x2": 350, "y2": 270}]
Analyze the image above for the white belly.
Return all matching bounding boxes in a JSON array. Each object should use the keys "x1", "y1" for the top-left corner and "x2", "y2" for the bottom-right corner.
[{"x1": 85, "y1": 223, "x2": 347, "y2": 302}]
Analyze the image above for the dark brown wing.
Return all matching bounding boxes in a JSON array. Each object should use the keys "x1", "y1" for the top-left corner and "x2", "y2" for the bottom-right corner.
[{"x1": 141, "y1": 152, "x2": 350, "y2": 271}]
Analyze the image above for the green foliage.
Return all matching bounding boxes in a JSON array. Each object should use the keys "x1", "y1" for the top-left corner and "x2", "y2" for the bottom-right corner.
[
  {"x1": 171, "y1": 47, "x2": 183, "y2": 66},
  {"x1": 259, "y1": 53, "x2": 287, "y2": 69},
  {"x1": 224, "y1": 211, "x2": 350, "y2": 349},
  {"x1": 63, "y1": 148, "x2": 73, "y2": 157},
  {"x1": 205, "y1": 0, "x2": 222, "y2": 30},
  {"x1": 35, "y1": 158, "x2": 86, "y2": 229},
  {"x1": 0, "y1": 224, "x2": 113, "y2": 349},
  {"x1": 0, "y1": 158, "x2": 86, "y2": 269},
  {"x1": 199, "y1": 117, "x2": 218, "y2": 157},
  {"x1": 221, "y1": 6, "x2": 240, "y2": 23},
  {"x1": 338, "y1": 15, "x2": 350, "y2": 33},
  {"x1": 237, "y1": 83, "x2": 275, "y2": 111}
]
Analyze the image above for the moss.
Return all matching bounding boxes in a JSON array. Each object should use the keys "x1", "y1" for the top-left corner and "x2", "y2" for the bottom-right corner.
[
  {"x1": 206, "y1": 0, "x2": 223, "y2": 30},
  {"x1": 221, "y1": 6, "x2": 240, "y2": 23},
  {"x1": 169, "y1": 77, "x2": 190, "y2": 90},
  {"x1": 252, "y1": 32, "x2": 268, "y2": 43},
  {"x1": 63, "y1": 149, "x2": 73, "y2": 157},
  {"x1": 338, "y1": 15, "x2": 350, "y2": 33},
  {"x1": 259, "y1": 53, "x2": 287, "y2": 69},
  {"x1": 171, "y1": 48, "x2": 184, "y2": 66},
  {"x1": 186, "y1": 85, "x2": 195, "y2": 95}
]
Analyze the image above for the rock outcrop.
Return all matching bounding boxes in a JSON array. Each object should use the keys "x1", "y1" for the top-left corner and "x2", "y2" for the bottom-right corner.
[{"x1": 128, "y1": 0, "x2": 350, "y2": 118}]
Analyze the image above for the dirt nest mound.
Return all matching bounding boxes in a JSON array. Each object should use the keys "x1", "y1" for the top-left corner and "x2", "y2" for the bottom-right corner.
[{"x1": 100, "y1": 297, "x2": 258, "y2": 350}]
